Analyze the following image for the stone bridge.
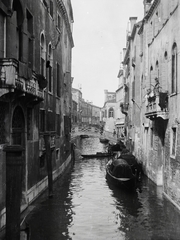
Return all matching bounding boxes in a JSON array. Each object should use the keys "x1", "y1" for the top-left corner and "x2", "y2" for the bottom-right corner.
[{"x1": 71, "y1": 125, "x2": 117, "y2": 143}]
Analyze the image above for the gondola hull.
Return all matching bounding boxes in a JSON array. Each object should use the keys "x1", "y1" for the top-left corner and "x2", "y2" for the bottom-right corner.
[
  {"x1": 81, "y1": 152, "x2": 115, "y2": 158},
  {"x1": 106, "y1": 159, "x2": 136, "y2": 191},
  {"x1": 99, "y1": 138, "x2": 109, "y2": 144}
]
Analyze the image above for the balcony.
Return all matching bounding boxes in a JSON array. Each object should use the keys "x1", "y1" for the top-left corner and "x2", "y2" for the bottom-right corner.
[
  {"x1": 115, "y1": 118, "x2": 125, "y2": 126},
  {"x1": 0, "y1": 58, "x2": 44, "y2": 102},
  {"x1": 145, "y1": 91, "x2": 169, "y2": 120}
]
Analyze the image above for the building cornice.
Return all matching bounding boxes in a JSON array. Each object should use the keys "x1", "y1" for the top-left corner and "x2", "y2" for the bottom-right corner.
[
  {"x1": 144, "y1": 0, "x2": 160, "y2": 21},
  {"x1": 56, "y1": 0, "x2": 74, "y2": 48},
  {"x1": 138, "y1": 0, "x2": 160, "y2": 35}
]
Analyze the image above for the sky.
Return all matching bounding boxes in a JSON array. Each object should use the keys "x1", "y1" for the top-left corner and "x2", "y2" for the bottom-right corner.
[{"x1": 71, "y1": 0, "x2": 144, "y2": 107}]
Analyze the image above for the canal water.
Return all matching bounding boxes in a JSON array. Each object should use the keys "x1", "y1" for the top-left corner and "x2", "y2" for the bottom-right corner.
[{"x1": 27, "y1": 137, "x2": 180, "y2": 240}]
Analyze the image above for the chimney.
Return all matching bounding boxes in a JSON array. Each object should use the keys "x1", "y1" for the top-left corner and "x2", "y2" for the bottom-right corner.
[{"x1": 129, "y1": 17, "x2": 138, "y2": 32}]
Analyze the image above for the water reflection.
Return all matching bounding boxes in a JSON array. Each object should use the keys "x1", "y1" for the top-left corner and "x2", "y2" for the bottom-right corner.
[{"x1": 28, "y1": 137, "x2": 180, "y2": 240}]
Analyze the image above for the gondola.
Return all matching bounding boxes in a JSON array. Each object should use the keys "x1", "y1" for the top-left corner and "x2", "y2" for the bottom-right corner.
[
  {"x1": 108, "y1": 140, "x2": 126, "y2": 152},
  {"x1": 81, "y1": 152, "x2": 115, "y2": 158},
  {"x1": 99, "y1": 137, "x2": 109, "y2": 144},
  {"x1": 120, "y1": 150, "x2": 143, "y2": 181},
  {"x1": 80, "y1": 134, "x2": 89, "y2": 138},
  {"x1": 106, "y1": 158, "x2": 136, "y2": 191}
]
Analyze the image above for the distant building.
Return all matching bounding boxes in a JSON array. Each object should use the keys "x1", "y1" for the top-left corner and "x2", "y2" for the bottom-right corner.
[
  {"x1": 101, "y1": 90, "x2": 116, "y2": 133},
  {"x1": 72, "y1": 88, "x2": 83, "y2": 124},
  {"x1": 115, "y1": 54, "x2": 126, "y2": 139},
  {"x1": 91, "y1": 104, "x2": 101, "y2": 126},
  {"x1": 72, "y1": 100, "x2": 78, "y2": 124},
  {"x1": 72, "y1": 88, "x2": 101, "y2": 127}
]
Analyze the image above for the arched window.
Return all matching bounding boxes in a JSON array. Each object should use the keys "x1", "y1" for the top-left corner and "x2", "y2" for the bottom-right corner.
[
  {"x1": 40, "y1": 33, "x2": 46, "y2": 76},
  {"x1": 172, "y1": 42, "x2": 177, "y2": 94},
  {"x1": 108, "y1": 108, "x2": 114, "y2": 118}
]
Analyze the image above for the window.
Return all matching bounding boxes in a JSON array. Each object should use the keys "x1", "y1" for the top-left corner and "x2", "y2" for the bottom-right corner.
[
  {"x1": 56, "y1": 149, "x2": 60, "y2": 161},
  {"x1": 171, "y1": 127, "x2": 177, "y2": 157},
  {"x1": 12, "y1": 1, "x2": 23, "y2": 61},
  {"x1": 0, "y1": 15, "x2": 6, "y2": 57},
  {"x1": 150, "y1": 128, "x2": 153, "y2": 148},
  {"x1": 27, "y1": 10, "x2": 33, "y2": 68},
  {"x1": 40, "y1": 109, "x2": 45, "y2": 132},
  {"x1": 39, "y1": 153, "x2": 45, "y2": 168},
  {"x1": 40, "y1": 33, "x2": 46, "y2": 76},
  {"x1": 109, "y1": 108, "x2": 114, "y2": 118},
  {"x1": 156, "y1": 60, "x2": 159, "y2": 79},
  {"x1": 48, "y1": 66, "x2": 52, "y2": 92},
  {"x1": 56, "y1": 63, "x2": 60, "y2": 97},
  {"x1": 27, "y1": 108, "x2": 32, "y2": 140},
  {"x1": 57, "y1": 14, "x2": 61, "y2": 31},
  {"x1": 132, "y1": 77, "x2": 135, "y2": 100},
  {"x1": 56, "y1": 114, "x2": 60, "y2": 135},
  {"x1": 150, "y1": 66, "x2": 153, "y2": 90},
  {"x1": 48, "y1": 44, "x2": 53, "y2": 92},
  {"x1": 171, "y1": 43, "x2": 177, "y2": 94},
  {"x1": 50, "y1": 1, "x2": 53, "y2": 18}
]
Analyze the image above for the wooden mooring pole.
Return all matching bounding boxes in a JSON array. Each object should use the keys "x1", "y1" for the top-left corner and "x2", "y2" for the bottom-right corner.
[
  {"x1": 44, "y1": 133, "x2": 53, "y2": 198},
  {"x1": 4, "y1": 145, "x2": 23, "y2": 240}
]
